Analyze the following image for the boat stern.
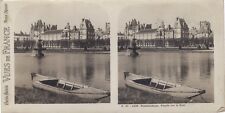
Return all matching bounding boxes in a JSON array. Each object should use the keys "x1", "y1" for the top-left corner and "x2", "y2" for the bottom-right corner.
[
  {"x1": 31, "y1": 72, "x2": 37, "y2": 80},
  {"x1": 124, "y1": 72, "x2": 150, "y2": 81},
  {"x1": 124, "y1": 72, "x2": 130, "y2": 79},
  {"x1": 31, "y1": 73, "x2": 55, "y2": 81}
]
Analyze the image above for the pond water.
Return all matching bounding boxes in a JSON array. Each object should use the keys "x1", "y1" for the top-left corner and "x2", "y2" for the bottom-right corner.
[
  {"x1": 15, "y1": 53, "x2": 110, "y2": 91},
  {"x1": 118, "y1": 51, "x2": 214, "y2": 103}
]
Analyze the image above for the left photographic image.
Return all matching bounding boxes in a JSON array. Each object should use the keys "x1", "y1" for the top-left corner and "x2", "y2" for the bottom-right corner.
[{"x1": 14, "y1": 2, "x2": 110, "y2": 103}]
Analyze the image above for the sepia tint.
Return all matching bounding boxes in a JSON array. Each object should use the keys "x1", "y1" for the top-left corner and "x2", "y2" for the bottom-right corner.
[
  {"x1": 1, "y1": 0, "x2": 224, "y2": 113},
  {"x1": 14, "y1": 2, "x2": 110, "y2": 104},
  {"x1": 118, "y1": 3, "x2": 215, "y2": 104}
]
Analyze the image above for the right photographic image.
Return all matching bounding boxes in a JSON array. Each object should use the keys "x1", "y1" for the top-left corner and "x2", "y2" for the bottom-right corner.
[{"x1": 118, "y1": 2, "x2": 215, "y2": 104}]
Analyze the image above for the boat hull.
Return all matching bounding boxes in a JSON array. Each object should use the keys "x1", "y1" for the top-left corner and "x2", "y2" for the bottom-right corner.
[
  {"x1": 31, "y1": 73, "x2": 110, "y2": 100},
  {"x1": 124, "y1": 72, "x2": 205, "y2": 99}
]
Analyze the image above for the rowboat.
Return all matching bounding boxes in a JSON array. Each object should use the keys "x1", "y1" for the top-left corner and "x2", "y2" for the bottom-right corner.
[
  {"x1": 124, "y1": 72, "x2": 205, "y2": 99},
  {"x1": 31, "y1": 73, "x2": 110, "y2": 100}
]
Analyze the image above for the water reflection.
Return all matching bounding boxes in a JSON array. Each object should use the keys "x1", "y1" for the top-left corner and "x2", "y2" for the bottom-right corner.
[
  {"x1": 105, "y1": 60, "x2": 110, "y2": 81},
  {"x1": 199, "y1": 54, "x2": 213, "y2": 79},
  {"x1": 159, "y1": 57, "x2": 166, "y2": 78},
  {"x1": 85, "y1": 54, "x2": 94, "y2": 84},
  {"x1": 131, "y1": 57, "x2": 138, "y2": 74},
  {"x1": 37, "y1": 58, "x2": 43, "y2": 74},
  {"x1": 65, "y1": 55, "x2": 72, "y2": 80},
  {"x1": 180, "y1": 53, "x2": 188, "y2": 81}
]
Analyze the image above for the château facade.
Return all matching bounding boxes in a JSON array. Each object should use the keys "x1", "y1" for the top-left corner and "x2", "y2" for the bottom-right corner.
[
  {"x1": 14, "y1": 19, "x2": 110, "y2": 50},
  {"x1": 118, "y1": 17, "x2": 213, "y2": 48}
]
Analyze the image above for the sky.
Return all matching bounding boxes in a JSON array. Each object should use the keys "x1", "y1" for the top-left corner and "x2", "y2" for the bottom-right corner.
[
  {"x1": 118, "y1": 1, "x2": 218, "y2": 32},
  {"x1": 11, "y1": 0, "x2": 222, "y2": 34},
  {"x1": 13, "y1": 2, "x2": 109, "y2": 33}
]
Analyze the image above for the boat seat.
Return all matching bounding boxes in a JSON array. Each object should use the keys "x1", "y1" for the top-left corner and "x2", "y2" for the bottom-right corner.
[
  {"x1": 62, "y1": 82, "x2": 75, "y2": 90},
  {"x1": 149, "y1": 82, "x2": 157, "y2": 87},
  {"x1": 57, "y1": 83, "x2": 64, "y2": 88},
  {"x1": 148, "y1": 78, "x2": 152, "y2": 85},
  {"x1": 64, "y1": 85, "x2": 72, "y2": 90},
  {"x1": 163, "y1": 82, "x2": 174, "y2": 89},
  {"x1": 164, "y1": 85, "x2": 172, "y2": 89},
  {"x1": 71, "y1": 85, "x2": 80, "y2": 90},
  {"x1": 156, "y1": 84, "x2": 164, "y2": 89},
  {"x1": 62, "y1": 83, "x2": 66, "y2": 89}
]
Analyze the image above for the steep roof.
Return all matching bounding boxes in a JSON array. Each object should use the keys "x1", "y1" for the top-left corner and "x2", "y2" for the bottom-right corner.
[
  {"x1": 175, "y1": 17, "x2": 189, "y2": 29},
  {"x1": 129, "y1": 19, "x2": 138, "y2": 27},
  {"x1": 84, "y1": 19, "x2": 94, "y2": 29}
]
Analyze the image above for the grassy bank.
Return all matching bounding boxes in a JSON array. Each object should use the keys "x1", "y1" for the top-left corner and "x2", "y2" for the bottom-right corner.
[
  {"x1": 118, "y1": 87, "x2": 206, "y2": 104},
  {"x1": 15, "y1": 87, "x2": 110, "y2": 104}
]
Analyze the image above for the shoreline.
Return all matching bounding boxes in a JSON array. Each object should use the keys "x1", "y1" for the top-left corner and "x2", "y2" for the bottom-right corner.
[
  {"x1": 14, "y1": 48, "x2": 110, "y2": 54},
  {"x1": 119, "y1": 47, "x2": 214, "y2": 53},
  {"x1": 118, "y1": 87, "x2": 209, "y2": 104},
  {"x1": 14, "y1": 48, "x2": 213, "y2": 54},
  {"x1": 15, "y1": 87, "x2": 110, "y2": 104}
]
